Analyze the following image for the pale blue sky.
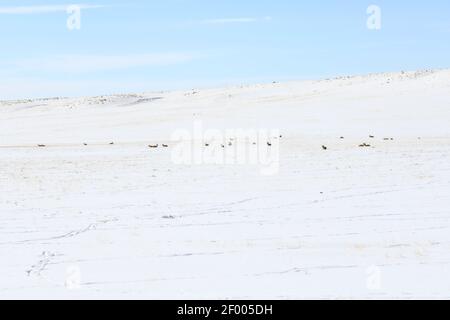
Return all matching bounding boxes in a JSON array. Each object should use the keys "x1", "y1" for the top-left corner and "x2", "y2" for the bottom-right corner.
[{"x1": 1, "y1": 0, "x2": 449, "y2": 99}]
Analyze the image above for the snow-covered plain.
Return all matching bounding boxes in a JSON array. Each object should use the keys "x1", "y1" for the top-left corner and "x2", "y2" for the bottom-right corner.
[{"x1": 1, "y1": 70, "x2": 450, "y2": 299}]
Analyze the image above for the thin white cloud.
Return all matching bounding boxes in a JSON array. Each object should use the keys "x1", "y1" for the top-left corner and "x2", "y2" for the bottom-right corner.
[
  {"x1": 0, "y1": 4, "x2": 105, "y2": 14},
  {"x1": 9, "y1": 53, "x2": 200, "y2": 73},
  {"x1": 200, "y1": 16, "x2": 272, "y2": 25}
]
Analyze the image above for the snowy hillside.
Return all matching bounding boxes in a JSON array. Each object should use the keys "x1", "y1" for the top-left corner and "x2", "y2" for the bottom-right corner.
[{"x1": 1, "y1": 70, "x2": 450, "y2": 299}]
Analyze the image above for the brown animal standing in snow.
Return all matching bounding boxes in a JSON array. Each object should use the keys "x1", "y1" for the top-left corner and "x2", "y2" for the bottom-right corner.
[{"x1": 359, "y1": 143, "x2": 371, "y2": 147}]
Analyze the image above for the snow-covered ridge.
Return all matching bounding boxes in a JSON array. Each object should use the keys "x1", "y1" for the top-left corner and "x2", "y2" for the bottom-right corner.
[
  {"x1": 0, "y1": 68, "x2": 444, "y2": 106},
  {"x1": 1, "y1": 69, "x2": 449, "y2": 146}
]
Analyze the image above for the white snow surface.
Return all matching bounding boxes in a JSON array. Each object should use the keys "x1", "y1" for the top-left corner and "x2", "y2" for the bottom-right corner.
[{"x1": 1, "y1": 70, "x2": 450, "y2": 299}]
